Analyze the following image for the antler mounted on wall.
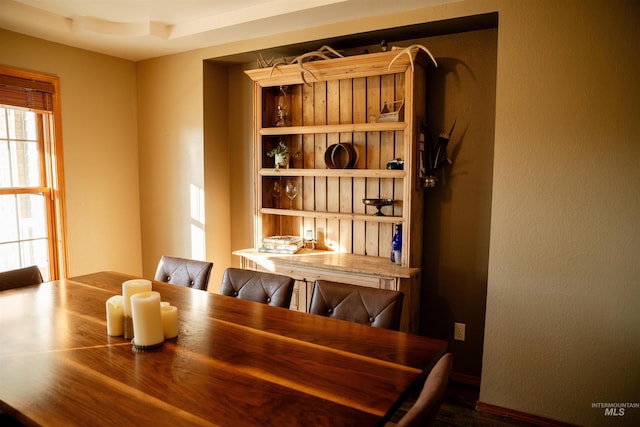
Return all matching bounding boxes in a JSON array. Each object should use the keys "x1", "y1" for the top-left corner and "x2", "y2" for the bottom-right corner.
[{"x1": 423, "y1": 120, "x2": 456, "y2": 188}]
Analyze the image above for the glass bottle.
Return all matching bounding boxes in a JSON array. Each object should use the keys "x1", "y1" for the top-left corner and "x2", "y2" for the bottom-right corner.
[{"x1": 391, "y1": 223, "x2": 402, "y2": 265}]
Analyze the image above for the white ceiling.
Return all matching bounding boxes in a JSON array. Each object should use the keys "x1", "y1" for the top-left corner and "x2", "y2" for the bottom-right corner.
[{"x1": 0, "y1": 0, "x2": 457, "y2": 61}]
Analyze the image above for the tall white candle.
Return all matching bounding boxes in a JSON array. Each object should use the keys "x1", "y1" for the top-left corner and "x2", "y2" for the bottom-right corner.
[
  {"x1": 130, "y1": 291, "x2": 164, "y2": 347},
  {"x1": 161, "y1": 305, "x2": 179, "y2": 339},
  {"x1": 105, "y1": 295, "x2": 124, "y2": 336},
  {"x1": 122, "y1": 279, "x2": 152, "y2": 339}
]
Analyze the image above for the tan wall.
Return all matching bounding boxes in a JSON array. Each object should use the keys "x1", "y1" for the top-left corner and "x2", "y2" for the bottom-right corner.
[
  {"x1": 136, "y1": 52, "x2": 198, "y2": 278},
  {"x1": 226, "y1": 63, "x2": 256, "y2": 262},
  {"x1": 203, "y1": 61, "x2": 232, "y2": 292},
  {"x1": 482, "y1": 1, "x2": 640, "y2": 425},
  {"x1": 4, "y1": 0, "x2": 639, "y2": 425},
  {"x1": 0, "y1": 29, "x2": 142, "y2": 277},
  {"x1": 135, "y1": 53, "x2": 235, "y2": 289}
]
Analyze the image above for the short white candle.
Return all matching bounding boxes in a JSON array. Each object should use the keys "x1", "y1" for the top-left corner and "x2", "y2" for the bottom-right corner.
[
  {"x1": 130, "y1": 291, "x2": 164, "y2": 347},
  {"x1": 161, "y1": 305, "x2": 179, "y2": 339},
  {"x1": 105, "y1": 295, "x2": 124, "y2": 336},
  {"x1": 122, "y1": 279, "x2": 152, "y2": 339}
]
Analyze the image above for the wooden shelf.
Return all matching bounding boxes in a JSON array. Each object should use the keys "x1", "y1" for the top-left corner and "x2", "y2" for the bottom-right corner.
[
  {"x1": 233, "y1": 249, "x2": 420, "y2": 279},
  {"x1": 245, "y1": 50, "x2": 419, "y2": 87},
  {"x1": 260, "y1": 122, "x2": 406, "y2": 135},
  {"x1": 260, "y1": 208, "x2": 403, "y2": 223},
  {"x1": 259, "y1": 168, "x2": 405, "y2": 178}
]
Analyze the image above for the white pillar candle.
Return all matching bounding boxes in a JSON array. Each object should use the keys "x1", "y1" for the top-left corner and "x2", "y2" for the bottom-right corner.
[
  {"x1": 105, "y1": 295, "x2": 124, "y2": 336},
  {"x1": 161, "y1": 305, "x2": 179, "y2": 339},
  {"x1": 130, "y1": 291, "x2": 164, "y2": 347},
  {"x1": 122, "y1": 279, "x2": 152, "y2": 339}
]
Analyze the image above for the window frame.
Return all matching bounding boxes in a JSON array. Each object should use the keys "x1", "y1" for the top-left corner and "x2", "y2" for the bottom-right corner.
[{"x1": 0, "y1": 66, "x2": 68, "y2": 280}]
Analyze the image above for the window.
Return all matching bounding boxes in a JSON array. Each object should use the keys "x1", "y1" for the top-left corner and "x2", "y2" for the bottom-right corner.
[{"x1": 0, "y1": 67, "x2": 67, "y2": 281}]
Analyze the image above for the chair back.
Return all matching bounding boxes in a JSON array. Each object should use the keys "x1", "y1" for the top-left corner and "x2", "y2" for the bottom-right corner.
[
  {"x1": 397, "y1": 353, "x2": 454, "y2": 427},
  {"x1": 154, "y1": 256, "x2": 213, "y2": 291},
  {"x1": 308, "y1": 280, "x2": 404, "y2": 330},
  {"x1": 220, "y1": 268, "x2": 294, "y2": 308},
  {"x1": 0, "y1": 265, "x2": 43, "y2": 291}
]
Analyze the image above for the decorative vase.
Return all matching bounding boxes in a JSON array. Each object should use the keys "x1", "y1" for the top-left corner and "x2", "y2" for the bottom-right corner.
[{"x1": 275, "y1": 153, "x2": 290, "y2": 169}]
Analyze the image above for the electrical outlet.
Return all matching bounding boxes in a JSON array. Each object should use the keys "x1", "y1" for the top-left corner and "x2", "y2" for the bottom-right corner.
[{"x1": 454, "y1": 322, "x2": 466, "y2": 341}]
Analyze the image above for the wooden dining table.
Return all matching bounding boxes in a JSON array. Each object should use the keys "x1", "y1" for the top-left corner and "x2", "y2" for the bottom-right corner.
[{"x1": 0, "y1": 271, "x2": 447, "y2": 427}]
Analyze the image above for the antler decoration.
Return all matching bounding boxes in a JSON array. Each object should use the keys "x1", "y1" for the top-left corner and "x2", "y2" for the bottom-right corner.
[
  {"x1": 257, "y1": 53, "x2": 289, "y2": 75},
  {"x1": 268, "y1": 45, "x2": 344, "y2": 86},
  {"x1": 423, "y1": 120, "x2": 456, "y2": 187},
  {"x1": 257, "y1": 53, "x2": 275, "y2": 68},
  {"x1": 388, "y1": 44, "x2": 438, "y2": 71}
]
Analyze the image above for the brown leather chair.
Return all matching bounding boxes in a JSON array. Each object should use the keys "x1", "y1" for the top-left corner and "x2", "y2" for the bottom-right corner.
[
  {"x1": 154, "y1": 256, "x2": 213, "y2": 291},
  {"x1": 396, "y1": 353, "x2": 453, "y2": 427},
  {"x1": 308, "y1": 280, "x2": 404, "y2": 331},
  {"x1": 220, "y1": 268, "x2": 295, "y2": 308},
  {"x1": 0, "y1": 265, "x2": 43, "y2": 291}
]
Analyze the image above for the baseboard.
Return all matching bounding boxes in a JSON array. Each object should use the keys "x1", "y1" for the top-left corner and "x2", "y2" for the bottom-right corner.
[
  {"x1": 450, "y1": 371, "x2": 481, "y2": 387},
  {"x1": 476, "y1": 401, "x2": 579, "y2": 427}
]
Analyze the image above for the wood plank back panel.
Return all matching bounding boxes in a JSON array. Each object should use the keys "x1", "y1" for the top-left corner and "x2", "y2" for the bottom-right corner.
[
  {"x1": 257, "y1": 68, "x2": 408, "y2": 259},
  {"x1": 326, "y1": 79, "x2": 340, "y2": 250},
  {"x1": 258, "y1": 74, "x2": 407, "y2": 249},
  {"x1": 352, "y1": 76, "x2": 368, "y2": 255},
  {"x1": 339, "y1": 78, "x2": 354, "y2": 253},
  {"x1": 312, "y1": 81, "x2": 328, "y2": 247},
  {"x1": 365, "y1": 75, "x2": 382, "y2": 256},
  {"x1": 302, "y1": 82, "x2": 316, "y2": 238}
]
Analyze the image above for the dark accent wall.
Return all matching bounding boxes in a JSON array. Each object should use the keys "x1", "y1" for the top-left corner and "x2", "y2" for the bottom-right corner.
[{"x1": 420, "y1": 28, "x2": 498, "y2": 379}]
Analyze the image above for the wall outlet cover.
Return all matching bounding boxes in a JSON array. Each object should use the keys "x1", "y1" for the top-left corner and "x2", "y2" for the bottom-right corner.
[{"x1": 454, "y1": 322, "x2": 466, "y2": 341}]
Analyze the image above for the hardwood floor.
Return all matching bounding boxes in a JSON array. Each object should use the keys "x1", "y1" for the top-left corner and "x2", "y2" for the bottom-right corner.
[{"x1": 388, "y1": 381, "x2": 540, "y2": 427}]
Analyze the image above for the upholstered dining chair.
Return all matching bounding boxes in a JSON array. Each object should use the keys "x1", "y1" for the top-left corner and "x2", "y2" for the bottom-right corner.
[
  {"x1": 154, "y1": 256, "x2": 213, "y2": 291},
  {"x1": 0, "y1": 265, "x2": 43, "y2": 291},
  {"x1": 220, "y1": 268, "x2": 295, "y2": 308},
  {"x1": 396, "y1": 352, "x2": 453, "y2": 427},
  {"x1": 308, "y1": 280, "x2": 404, "y2": 331}
]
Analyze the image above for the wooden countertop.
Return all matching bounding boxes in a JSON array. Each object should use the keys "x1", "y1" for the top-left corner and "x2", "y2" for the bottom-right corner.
[{"x1": 233, "y1": 249, "x2": 420, "y2": 279}]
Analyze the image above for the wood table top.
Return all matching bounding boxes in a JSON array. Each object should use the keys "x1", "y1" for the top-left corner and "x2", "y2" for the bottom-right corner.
[{"x1": 0, "y1": 271, "x2": 446, "y2": 427}]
